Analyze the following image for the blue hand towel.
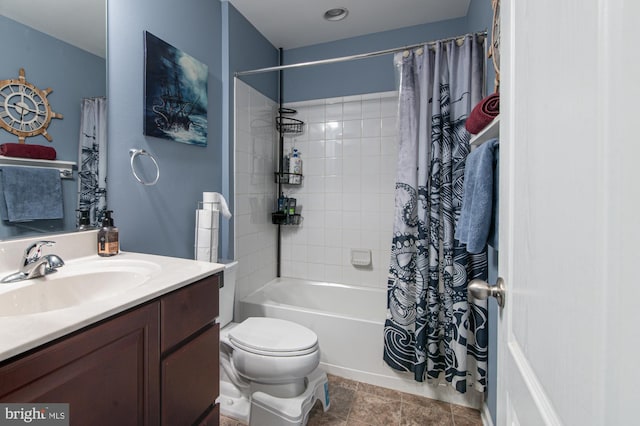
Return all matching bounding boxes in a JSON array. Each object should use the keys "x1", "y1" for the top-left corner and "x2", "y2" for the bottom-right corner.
[
  {"x1": 455, "y1": 138, "x2": 499, "y2": 253},
  {"x1": 0, "y1": 167, "x2": 64, "y2": 222}
]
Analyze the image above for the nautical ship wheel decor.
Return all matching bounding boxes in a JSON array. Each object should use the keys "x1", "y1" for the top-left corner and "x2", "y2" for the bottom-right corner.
[{"x1": 0, "y1": 68, "x2": 63, "y2": 143}]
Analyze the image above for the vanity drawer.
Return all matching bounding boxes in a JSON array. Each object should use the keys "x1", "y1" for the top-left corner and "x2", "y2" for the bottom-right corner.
[{"x1": 160, "y1": 273, "x2": 220, "y2": 352}]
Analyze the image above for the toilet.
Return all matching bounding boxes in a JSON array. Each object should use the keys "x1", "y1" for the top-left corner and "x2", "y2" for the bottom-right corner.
[{"x1": 218, "y1": 260, "x2": 330, "y2": 425}]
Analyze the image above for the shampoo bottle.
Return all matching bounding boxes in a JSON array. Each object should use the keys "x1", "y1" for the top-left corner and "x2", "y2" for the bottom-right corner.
[
  {"x1": 98, "y1": 210, "x2": 119, "y2": 257},
  {"x1": 289, "y1": 148, "x2": 302, "y2": 184},
  {"x1": 283, "y1": 148, "x2": 292, "y2": 183}
]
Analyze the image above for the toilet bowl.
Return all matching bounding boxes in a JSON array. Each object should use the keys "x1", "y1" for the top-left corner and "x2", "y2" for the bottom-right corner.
[
  {"x1": 221, "y1": 317, "x2": 320, "y2": 397},
  {"x1": 217, "y1": 260, "x2": 329, "y2": 425}
]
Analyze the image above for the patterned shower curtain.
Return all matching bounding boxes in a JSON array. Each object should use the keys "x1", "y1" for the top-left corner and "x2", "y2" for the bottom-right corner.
[
  {"x1": 384, "y1": 34, "x2": 488, "y2": 393},
  {"x1": 77, "y1": 97, "x2": 108, "y2": 227}
]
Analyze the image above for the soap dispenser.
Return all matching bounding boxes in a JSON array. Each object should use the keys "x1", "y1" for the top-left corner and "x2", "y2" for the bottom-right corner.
[
  {"x1": 98, "y1": 210, "x2": 119, "y2": 257},
  {"x1": 76, "y1": 208, "x2": 94, "y2": 231}
]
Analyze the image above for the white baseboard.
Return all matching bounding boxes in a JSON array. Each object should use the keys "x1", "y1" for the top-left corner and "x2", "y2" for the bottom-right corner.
[
  {"x1": 481, "y1": 402, "x2": 495, "y2": 426},
  {"x1": 320, "y1": 362, "x2": 483, "y2": 409}
]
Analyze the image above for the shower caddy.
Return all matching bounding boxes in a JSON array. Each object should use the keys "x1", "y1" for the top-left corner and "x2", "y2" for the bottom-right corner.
[{"x1": 271, "y1": 107, "x2": 304, "y2": 226}]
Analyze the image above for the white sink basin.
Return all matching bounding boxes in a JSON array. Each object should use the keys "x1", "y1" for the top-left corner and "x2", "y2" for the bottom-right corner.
[{"x1": 0, "y1": 258, "x2": 162, "y2": 316}]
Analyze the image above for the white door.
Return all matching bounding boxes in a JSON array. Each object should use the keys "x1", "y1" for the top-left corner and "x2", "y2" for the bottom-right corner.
[{"x1": 497, "y1": 0, "x2": 640, "y2": 425}]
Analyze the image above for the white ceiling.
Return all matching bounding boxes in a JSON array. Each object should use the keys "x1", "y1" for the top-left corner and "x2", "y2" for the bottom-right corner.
[
  {"x1": 228, "y1": 0, "x2": 471, "y2": 49},
  {"x1": 0, "y1": 0, "x2": 106, "y2": 58},
  {"x1": 0, "y1": 0, "x2": 471, "y2": 58}
]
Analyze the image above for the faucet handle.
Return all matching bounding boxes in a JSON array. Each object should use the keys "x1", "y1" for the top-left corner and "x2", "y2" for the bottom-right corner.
[{"x1": 23, "y1": 241, "x2": 56, "y2": 265}]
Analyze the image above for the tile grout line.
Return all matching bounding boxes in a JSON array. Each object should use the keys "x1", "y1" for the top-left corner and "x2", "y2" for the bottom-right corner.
[
  {"x1": 450, "y1": 403, "x2": 457, "y2": 425},
  {"x1": 343, "y1": 381, "x2": 360, "y2": 425}
]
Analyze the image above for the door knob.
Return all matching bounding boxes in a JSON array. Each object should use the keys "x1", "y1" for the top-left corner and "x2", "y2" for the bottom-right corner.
[{"x1": 468, "y1": 277, "x2": 505, "y2": 308}]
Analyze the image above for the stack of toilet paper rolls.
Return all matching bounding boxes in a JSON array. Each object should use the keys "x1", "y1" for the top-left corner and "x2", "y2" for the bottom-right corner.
[{"x1": 195, "y1": 195, "x2": 220, "y2": 263}]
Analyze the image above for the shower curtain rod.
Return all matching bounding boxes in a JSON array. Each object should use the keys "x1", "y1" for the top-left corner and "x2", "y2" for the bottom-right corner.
[{"x1": 235, "y1": 31, "x2": 487, "y2": 77}]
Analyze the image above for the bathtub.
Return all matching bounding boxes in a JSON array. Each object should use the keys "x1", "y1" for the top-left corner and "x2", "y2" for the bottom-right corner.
[{"x1": 238, "y1": 277, "x2": 483, "y2": 409}]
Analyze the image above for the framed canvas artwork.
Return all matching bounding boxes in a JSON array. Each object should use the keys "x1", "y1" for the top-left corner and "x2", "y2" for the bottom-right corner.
[{"x1": 144, "y1": 31, "x2": 208, "y2": 146}]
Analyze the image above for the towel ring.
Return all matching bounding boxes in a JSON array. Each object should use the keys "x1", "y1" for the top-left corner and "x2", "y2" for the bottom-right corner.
[{"x1": 129, "y1": 148, "x2": 160, "y2": 186}]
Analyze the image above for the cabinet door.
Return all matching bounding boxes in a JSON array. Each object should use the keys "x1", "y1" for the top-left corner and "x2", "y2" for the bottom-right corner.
[
  {"x1": 162, "y1": 323, "x2": 219, "y2": 426},
  {"x1": 198, "y1": 404, "x2": 220, "y2": 426},
  {"x1": 0, "y1": 303, "x2": 160, "y2": 426},
  {"x1": 161, "y1": 273, "x2": 220, "y2": 352}
]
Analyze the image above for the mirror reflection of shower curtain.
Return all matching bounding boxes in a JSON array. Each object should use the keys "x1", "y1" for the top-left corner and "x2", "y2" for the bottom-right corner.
[
  {"x1": 384, "y1": 34, "x2": 488, "y2": 394},
  {"x1": 77, "y1": 97, "x2": 108, "y2": 228}
]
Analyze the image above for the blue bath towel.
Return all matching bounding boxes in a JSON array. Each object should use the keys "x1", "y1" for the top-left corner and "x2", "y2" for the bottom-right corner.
[
  {"x1": 455, "y1": 138, "x2": 499, "y2": 253},
  {"x1": 0, "y1": 167, "x2": 64, "y2": 222}
]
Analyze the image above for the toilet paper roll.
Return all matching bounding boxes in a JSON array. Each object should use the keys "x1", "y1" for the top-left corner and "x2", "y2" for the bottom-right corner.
[
  {"x1": 196, "y1": 228, "x2": 214, "y2": 247},
  {"x1": 196, "y1": 247, "x2": 214, "y2": 262},
  {"x1": 195, "y1": 209, "x2": 219, "y2": 229},
  {"x1": 210, "y1": 233, "x2": 219, "y2": 251},
  {"x1": 202, "y1": 192, "x2": 232, "y2": 218}
]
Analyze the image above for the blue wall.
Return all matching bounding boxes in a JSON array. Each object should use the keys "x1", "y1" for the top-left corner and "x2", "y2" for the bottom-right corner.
[
  {"x1": 221, "y1": 1, "x2": 278, "y2": 259},
  {"x1": 228, "y1": 4, "x2": 279, "y2": 102},
  {"x1": 107, "y1": 0, "x2": 277, "y2": 260},
  {"x1": 468, "y1": 0, "x2": 497, "y2": 95},
  {"x1": 107, "y1": 0, "x2": 223, "y2": 259},
  {"x1": 281, "y1": 18, "x2": 468, "y2": 102},
  {"x1": 0, "y1": 16, "x2": 106, "y2": 238},
  {"x1": 467, "y1": 0, "x2": 498, "y2": 422}
]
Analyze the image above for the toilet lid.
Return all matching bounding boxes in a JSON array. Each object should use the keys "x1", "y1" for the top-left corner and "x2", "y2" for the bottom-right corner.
[{"x1": 228, "y1": 317, "x2": 318, "y2": 356}]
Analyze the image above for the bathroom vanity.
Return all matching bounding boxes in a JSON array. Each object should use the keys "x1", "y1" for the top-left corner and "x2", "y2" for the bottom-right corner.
[{"x1": 0, "y1": 231, "x2": 223, "y2": 425}]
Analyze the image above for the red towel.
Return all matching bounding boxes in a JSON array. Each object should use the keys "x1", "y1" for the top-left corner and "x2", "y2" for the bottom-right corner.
[
  {"x1": 466, "y1": 93, "x2": 500, "y2": 134},
  {"x1": 0, "y1": 143, "x2": 57, "y2": 160}
]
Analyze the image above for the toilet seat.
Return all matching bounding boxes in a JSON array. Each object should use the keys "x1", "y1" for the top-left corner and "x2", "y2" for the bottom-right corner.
[
  {"x1": 223, "y1": 317, "x2": 321, "y2": 385},
  {"x1": 228, "y1": 317, "x2": 318, "y2": 357}
]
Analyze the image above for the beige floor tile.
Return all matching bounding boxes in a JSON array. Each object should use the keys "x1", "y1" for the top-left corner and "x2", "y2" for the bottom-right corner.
[
  {"x1": 328, "y1": 374, "x2": 360, "y2": 391},
  {"x1": 401, "y1": 393, "x2": 451, "y2": 411},
  {"x1": 220, "y1": 376, "x2": 469, "y2": 426},
  {"x1": 347, "y1": 391, "x2": 401, "y2": 426},
  {"x1": 308, "y1": 410, "x2": 348, "y2": 426},
  {"x1": 451, "y1": 404, "x2": 482, "y2": 425},
  {"x1": 400, "y1": 400, "x2": 454, "y2": 426},
  {"x1": 452, "y1": 415, "x2": 483, "y2": 426},
  {"x1": 358, "y1": 382, "x2": 403, "y2": 401},
  {"x1": 325, "y1": 382, "x2": 357, "y2": 419},
  {"x1": 345, "y1": 419, "x2": 377, "y2": 426},
  {"x1": 219, "y1": 415, "x2": 246, "y2": 426}
]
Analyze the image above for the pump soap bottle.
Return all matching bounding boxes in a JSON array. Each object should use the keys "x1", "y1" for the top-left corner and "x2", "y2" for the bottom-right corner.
[
  {"x1": 77, "y1": 208, "x2": 94, "y2": 231},
  {"x1": 98, "y1": 210, "x2": 119, "y2": 257}
]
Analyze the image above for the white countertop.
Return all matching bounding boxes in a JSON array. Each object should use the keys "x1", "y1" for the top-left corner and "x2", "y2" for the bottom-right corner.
[{"x1": 0, "y1": 231, "x2": 223, "y2": 362}]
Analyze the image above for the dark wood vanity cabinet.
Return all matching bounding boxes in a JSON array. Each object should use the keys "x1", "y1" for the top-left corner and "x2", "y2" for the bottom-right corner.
[
  {"x1": 0, "y1": 303, "x2": 161, "y2": 425},
  {"x1": 160, "y1": 273, "x2": 220, "y2": 426},
  {"x1": 0, "y1": 272, "x2": 221, "y2": 426}
]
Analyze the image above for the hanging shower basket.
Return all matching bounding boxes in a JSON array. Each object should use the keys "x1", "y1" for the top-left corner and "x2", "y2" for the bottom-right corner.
[{"x1": 276, "y1": 108, "x2": 305, "y2": 134}]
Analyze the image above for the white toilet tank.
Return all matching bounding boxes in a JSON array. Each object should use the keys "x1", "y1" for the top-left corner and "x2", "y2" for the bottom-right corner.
[{"x1": 219, "y1": 259, "x2": 238, "y2": 327}]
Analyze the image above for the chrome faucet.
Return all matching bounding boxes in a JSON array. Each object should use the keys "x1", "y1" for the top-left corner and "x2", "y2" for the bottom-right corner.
[{"x1": 1, "y1": 241, "x2": 65, "y2": 283}]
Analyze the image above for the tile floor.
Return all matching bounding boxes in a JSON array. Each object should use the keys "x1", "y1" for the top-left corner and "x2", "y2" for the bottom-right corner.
[{"x1": 220, "y1": 374, "x2": 483, "y2": 426}]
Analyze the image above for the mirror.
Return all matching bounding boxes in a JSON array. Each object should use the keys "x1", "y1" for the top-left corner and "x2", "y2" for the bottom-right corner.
[{"x1": 0, "y1": 0, "x2": 107, "y2": 241}]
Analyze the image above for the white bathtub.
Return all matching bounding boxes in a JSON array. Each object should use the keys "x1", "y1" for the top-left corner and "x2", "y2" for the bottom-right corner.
[{"x1": 238, "y1": 277, "x2": 483, "y2": 409}]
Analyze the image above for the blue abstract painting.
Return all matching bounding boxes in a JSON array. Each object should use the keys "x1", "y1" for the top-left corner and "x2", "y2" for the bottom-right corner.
[{"x1": 144, "y1": 31, "x2": 208, "y2": 146}]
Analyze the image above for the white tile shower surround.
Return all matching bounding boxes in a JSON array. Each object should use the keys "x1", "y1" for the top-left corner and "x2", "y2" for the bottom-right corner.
[
  {"x1": 234, "y1": 80, "x2": 279, "y2": 303},
  {"x1": 235, "y1": 83, "x2": 399, "y2": 292},
  {"x1": 280, "y1": 92, "x2": 399, "y2": 289}
]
